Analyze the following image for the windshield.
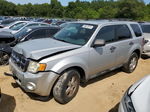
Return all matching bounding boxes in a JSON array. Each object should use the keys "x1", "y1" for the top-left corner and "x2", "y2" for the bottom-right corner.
[
  {"x1": 60, "y1": 23, "x2": 69, "y2": 28},
  {"x1": 141, "y1": 25, "x2": 150, "y2": 33},
  {"x1": 9, "y1": 22, "x2": 27, "y2": 31},
  {"x1": 14, "y1": 27, "x2": 32, "y2": 38},
  {"x1": 53, "y1": 23, "x2": 97, "y2": 45}
]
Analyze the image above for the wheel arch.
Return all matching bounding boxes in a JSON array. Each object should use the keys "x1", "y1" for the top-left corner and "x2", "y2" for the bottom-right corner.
[
  {"x1": 60, "y1": 66, "x2": 87, "y2": 83},
  {"x1": 132, "y1": 49, "x2": 141, "y2": 59}
]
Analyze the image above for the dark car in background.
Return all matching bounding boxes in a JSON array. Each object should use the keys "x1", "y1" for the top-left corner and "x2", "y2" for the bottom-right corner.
[
  {"x1": 0, "y1": 26, "x2": 60, "y2": 65},
  {"x1": 0, "y1": 18, "x2": 18, "y2": 28}
]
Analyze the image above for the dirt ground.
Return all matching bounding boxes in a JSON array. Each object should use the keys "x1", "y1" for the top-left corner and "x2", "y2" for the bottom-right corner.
[{"x1": 0, "y1": 58, "x2": 150, "y2": 112}]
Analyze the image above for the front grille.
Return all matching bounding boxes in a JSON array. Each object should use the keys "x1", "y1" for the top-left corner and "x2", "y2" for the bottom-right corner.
[{"x1": 11, "y1": 51, "x2": 29, "y2": 72}]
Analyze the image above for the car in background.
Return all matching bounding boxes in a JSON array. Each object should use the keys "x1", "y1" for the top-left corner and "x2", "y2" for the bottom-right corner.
[
  {"x1": 59, "y1": 22, "x2": 70, "y2": 28},
  {"x1": 1, "y1": 21, "x2": 49, "y2": 34},
  {"x1": 0, "y1": 21, "x2": 28, "y2": 32},
  {"x1": 55, "y1": 21, "x2": 66, "y2": 26},
  {"x1": 0, "y1": 16, "x2": 5, "y2": 23},
  {"x1": 0, "y1": 18, "x2": 17, "y2": 28},
  {"x1": 43, "y1": 19, "x2": 53, "y2": 24},
  {"x1": 9, "y1": 21, "x2": 143, "y2": 104},
  {"x1": 119, "y1": 75, "x2": 150, "y2": 112},
  {"x1": 34, "y1": 18, "x2": 45, "y2": 22},
  {"x1": 140, "y1": 22, "x2": 150, "y2": 56},
  {"x1": 0, "y1": 26, "x2": 60, "y2": 65}
]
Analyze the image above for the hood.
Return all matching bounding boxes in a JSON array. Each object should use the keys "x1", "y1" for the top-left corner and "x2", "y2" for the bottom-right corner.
[
  {"x1": 13, "y1": 38, "x2": 81, "y2": 60},
  {"x1": 0, "y1": 31, "x2": 14, "y2": 39},
  {"x1": 0, "y1": 28, "x2": 13, "y2": 32},
  {"x1": 130, "y1": 75, "x2": 150, "y2": 112}
]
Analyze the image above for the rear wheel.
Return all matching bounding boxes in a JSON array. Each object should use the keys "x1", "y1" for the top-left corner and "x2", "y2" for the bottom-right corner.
[
  {"x1": 53, "y1": 69, "x2": 80, "y2": 104},
  {"x1": 0, "y1": 51, "x2": 9, "y2": 66},
  {"x1": 122, "y1": 52, "x2": 138, "y2": 73}
]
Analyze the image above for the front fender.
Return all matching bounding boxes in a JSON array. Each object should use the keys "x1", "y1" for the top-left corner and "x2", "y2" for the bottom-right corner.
[{"x1": 50, "y1": 57, "x2": 88, "y2": 78}]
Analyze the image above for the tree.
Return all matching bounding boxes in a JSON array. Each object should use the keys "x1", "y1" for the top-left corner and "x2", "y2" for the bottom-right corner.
[
  {"x1": 50, "y1": 0, "x2": 64, "y2": 17},
  {"x1": 116, "y1": 0, "x2": 145, "y2": 20}
]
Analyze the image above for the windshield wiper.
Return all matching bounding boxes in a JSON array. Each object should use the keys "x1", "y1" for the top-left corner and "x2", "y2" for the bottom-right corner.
[{"x1": 53, "y1": 36, "x2": 69, "y2": 43}]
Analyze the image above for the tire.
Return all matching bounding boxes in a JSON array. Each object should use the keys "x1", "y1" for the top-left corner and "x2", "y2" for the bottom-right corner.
[
  {"x1": 0, "y1": 51, "x2": 9, "y2": 66},
  {"x1": 53, "y1": 69, "x2": 80, "y2": 104},
  {"x1": 122, "y1": 52, "x2": 138, "y2": 73}
]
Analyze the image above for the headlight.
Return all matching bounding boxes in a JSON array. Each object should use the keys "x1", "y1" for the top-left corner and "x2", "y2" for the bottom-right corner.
[
  {"x1": 123, "y1": 91, "x2": 135, "y2": 112},
  {"x1": 27, "y1": 61, "x2": 46, "y2": 73}
]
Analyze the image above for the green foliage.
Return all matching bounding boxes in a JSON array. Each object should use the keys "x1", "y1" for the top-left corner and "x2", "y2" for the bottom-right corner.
[
  {"x1": 0, "y1": 0, "x2": 150, "y2": 21},
  {"x1": 116, "y1": 0, "x2": 145, "y2": 20}
]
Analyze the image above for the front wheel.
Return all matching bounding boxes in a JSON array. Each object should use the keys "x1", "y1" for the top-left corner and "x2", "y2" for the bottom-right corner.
[
  {"x1": 53, "y1": 69, "x2": 80, "y2": 104},
  {"x1": 0, "y1": 51, "x2": 9, "y2": 66},
  {"x1": 122, "y1": 52, "x2": 138, "y2": 73}
]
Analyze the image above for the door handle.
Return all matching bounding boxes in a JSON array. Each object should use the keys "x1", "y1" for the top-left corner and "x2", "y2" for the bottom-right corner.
[
  {"x1": 110, "y1": 46, "x2": 116, "y2": 53},
  {"x1": 129, "y1": 42, "x2": 134, "y2": 46}
]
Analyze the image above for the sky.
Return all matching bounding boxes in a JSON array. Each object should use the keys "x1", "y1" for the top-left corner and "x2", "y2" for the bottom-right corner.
[{"x1": 6, "y1": 0, "x2": 150, "y2": 6}]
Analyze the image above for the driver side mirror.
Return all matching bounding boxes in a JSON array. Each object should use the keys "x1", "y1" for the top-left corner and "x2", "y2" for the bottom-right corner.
[{"x1": 92, "y1": 39, "x2": 105, "y2": 47}]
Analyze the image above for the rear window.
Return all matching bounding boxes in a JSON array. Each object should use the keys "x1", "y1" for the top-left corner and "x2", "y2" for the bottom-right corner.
[
  {"x1": 130, "y1": 24, "x2": 142, "y2": 37},
  {"x1": 141, "y1": 25, "x2": 150, "y2": 33}
]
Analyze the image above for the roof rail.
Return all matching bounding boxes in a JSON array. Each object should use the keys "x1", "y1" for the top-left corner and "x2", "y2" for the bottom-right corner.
[{"x1": 92, "y1": 18, "x2": 133, "y2": 22}]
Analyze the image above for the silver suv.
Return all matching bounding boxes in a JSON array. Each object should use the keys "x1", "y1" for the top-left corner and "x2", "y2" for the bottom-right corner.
[{"x1": 9, "y1": 21, "x2": 144, "y2": 104}]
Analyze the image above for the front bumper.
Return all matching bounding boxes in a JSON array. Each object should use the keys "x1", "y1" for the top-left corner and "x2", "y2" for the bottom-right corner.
[
  {"x1": 9, "y1": 59, "x2": 59, "y2": 96},
  {"x1": 118, "y1": 102, "x2": 125, "y2": 112}
]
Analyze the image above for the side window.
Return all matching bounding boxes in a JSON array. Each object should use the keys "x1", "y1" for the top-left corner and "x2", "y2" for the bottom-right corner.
[
  {"x1": 46, "y1": 29, "x2": 59, "y2": 37},
  {"x1": 26, "y1": 29, "x2": 46, "y2": 40},
  {"x1": 40, "y1": 24, "x2": 49, "y2": 26},
  {"x1": 140, "y1": 25, "x2": 150, "y2": 33},
  {"x1": 115, "y1": 25, "x2": 132, "y2": 40},
  {"x1": 130, "y1": 24, "x2": 142, "y2": 37},
  {"x1": 95, "y1": 25, "x2": 115, "y2": 43},
  {"x1": 27, "y1": 24, "x2": 39, "y2": 27}
]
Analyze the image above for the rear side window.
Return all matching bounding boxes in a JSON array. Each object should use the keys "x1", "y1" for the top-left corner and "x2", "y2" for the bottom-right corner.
[
  {"x1": 95, "y1": 25, "x2": 115, "y2": 43},
  {"x1": 115, "y1": 25, "x2": 132, "y2": 40},
  {"x1": 141, "y1": 25, "x2": 150, "y2": 33},
  {"x1": 46, "y1": 29, "x2": 59, "y2": 37},
  {"x1": 27, "y1": 24, "x2": 39, "y2": 27},
  {"x1": 40, "y1": 24, "x2": 49, "y2": 26},
  {"x1": 130, "y1": 24, "x2": 142, "y2": 37},
  {"x1": 26, "y1": 29, "x2": 46, "y2": 40}
]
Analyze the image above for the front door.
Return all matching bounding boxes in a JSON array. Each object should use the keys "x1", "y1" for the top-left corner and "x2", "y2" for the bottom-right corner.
[{"x1": 88, "y1": 25, "x2": 117, "y2": 76}]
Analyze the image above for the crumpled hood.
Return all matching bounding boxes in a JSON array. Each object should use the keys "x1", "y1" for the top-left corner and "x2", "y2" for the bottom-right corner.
[{"x1": 13, "y1": 38, "x2": 81, "y2": 60}]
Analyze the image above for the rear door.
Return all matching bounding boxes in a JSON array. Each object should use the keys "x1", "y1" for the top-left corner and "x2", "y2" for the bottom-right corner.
[{"x1": 114, "y1": 24, "x2": 133, "y2": 66}]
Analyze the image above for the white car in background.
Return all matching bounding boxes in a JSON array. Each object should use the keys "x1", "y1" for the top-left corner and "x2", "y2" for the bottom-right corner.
[
  {"x1": 0, "y1": 21, "x2": 49, "y2": 34},
  {"x1": 0, "y1": 21, "x2": 28, "y2": 30},
  {"x1": 119, "y1": 75, "x2": 150, "y2": 112},
  {"x1": 140, "y1": 22, "x2": 150, "y2": 56}
]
